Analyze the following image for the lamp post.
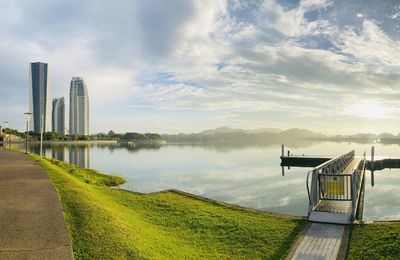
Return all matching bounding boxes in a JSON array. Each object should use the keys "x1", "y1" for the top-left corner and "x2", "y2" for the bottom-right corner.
[
  {"x1": 3, "y1": 121, "x2": 8, "y2": 130},
  {"x1": 24, "y1": 113, "x2": 32, "y2": 154},
  {"x1": 40, "y1": 115, "x2": 44, "y2": 159}
]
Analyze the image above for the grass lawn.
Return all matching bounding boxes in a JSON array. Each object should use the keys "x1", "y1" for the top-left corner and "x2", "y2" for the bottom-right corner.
[
  {"x1": 347, "y1": 222, "x2": 400, "y2": 259},
  {"x1": 29, "y1": 154, "x2": 305, "y2": 259}
]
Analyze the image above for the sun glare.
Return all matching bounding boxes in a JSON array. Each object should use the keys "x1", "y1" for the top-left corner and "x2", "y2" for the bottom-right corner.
[{"x1": 348, "y1": 101, "x2": 390, "y2": 119}]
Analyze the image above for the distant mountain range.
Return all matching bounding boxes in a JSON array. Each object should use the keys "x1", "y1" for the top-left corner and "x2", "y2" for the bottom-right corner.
[
  {"x1": 199, "y1": 127, "x2": 283, "y2": 135},
  {"x1": 163, "y1": 127, "x2": 326, "y2": 143},
  {"x1": 199, "y1": 127, "x2": 324, "y2": 138},
  {"x1": 163, "y1": 127, "x2": 400, "y2": 143}
]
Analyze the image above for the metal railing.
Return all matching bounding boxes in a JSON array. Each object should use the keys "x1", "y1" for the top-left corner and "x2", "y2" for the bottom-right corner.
[{"x1": 351, "y1": 151, "x2": 366, "y2": 220}]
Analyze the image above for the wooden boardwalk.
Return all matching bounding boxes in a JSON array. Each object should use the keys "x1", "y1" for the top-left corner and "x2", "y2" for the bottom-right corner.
[
  {"x1": 289, "y1": 223, "x2": 348, "y2": 260},
  {"x1": 0, "y1": 150, "x2": 73, "y2": 259}
]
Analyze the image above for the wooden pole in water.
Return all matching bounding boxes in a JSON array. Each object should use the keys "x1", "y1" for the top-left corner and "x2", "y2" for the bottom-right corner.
[
  {"x1": 371, "y1": 146, "x2": 374, "y2": 169},
  {"x1": 371, "y1": 146, "x2": 375, "y2": 187},
  {"x1": 281, "y1": 144, "x2": 284, "y2": 157}
]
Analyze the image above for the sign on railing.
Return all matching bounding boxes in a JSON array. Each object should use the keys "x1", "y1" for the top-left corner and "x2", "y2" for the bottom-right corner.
[{"x1": 318, "y1": 174, "x2": 352, "y2": 201}]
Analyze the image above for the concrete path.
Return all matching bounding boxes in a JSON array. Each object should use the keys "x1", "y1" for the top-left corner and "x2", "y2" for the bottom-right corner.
[
  {"x1": 287, "y1": 223, "x2": 348, "y2": 260},
  {"x1": 0, "y1": 149, "x2": 73, "y2": 259}
]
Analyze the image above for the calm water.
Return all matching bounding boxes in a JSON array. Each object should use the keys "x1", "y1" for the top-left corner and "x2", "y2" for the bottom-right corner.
[{"x1": 8, "y1": 141, "x2": 400, "y2": 221}]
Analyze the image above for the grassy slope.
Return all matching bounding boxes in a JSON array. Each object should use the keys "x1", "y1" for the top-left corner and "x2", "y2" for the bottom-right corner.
[
  {"x1": 347, "y1": 222, "x2": 400, "y2": 259},
  {"x1": 30, "y1": 155, "x2": 305, "y2": 259}
]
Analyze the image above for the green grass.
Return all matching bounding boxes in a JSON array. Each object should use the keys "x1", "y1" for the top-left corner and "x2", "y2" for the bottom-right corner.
[
  {"x1": 46, "y1": 157, "x2": 125, "y2": 186},
  {"x1": 30, "y1": 154, "x2": 305, "y2": 259},
  {"x1": 347, "y1": 222, "x2": 400, "y2": 259}
]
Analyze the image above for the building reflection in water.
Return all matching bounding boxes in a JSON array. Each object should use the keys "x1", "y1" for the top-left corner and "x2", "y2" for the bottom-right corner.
[
  {"x1": 52, "y1": 146, "x2": 67, "y2": 162},
  {"x1": 69, "y1": 145, "x2": 90, "y2": 168}
]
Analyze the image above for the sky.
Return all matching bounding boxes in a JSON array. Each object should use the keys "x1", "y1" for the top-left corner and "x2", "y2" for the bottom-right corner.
[{"x1": 1, "y1": 0, "x2": 400, "y2": 134}]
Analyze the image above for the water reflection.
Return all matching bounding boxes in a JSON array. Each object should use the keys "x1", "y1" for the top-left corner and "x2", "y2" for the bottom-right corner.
[
  {"x1": 69, "y1": 145, "x2": 90, "y2": 168},
  {"x1": 52, "y1": 146, "x2": 67, "y2": 162},
  {"x1": 7, "y1": 140, "x2": 400, "y2": 220},
  {"x1": 15, "y1": 143, "x2": 91, "y2": 169}
]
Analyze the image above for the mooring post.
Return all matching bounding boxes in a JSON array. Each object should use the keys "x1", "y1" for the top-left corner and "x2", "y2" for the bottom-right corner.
[
  {"x1": 281, "y1": 144, "x2": 284, "y2": 158},
  {"x1": 371, "y1": 146, "x2": 375, "y2": 169},
  {"x1": 371, "y1": 170, "x2": 375, "y2": 187},
  {"x1": 371, "y1": 145, "x2": 375, "y2": 187}
]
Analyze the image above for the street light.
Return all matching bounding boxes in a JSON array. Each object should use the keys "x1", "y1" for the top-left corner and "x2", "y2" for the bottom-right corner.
[
  {"x1": 40, "y1": 114, "x2": 44, "y2": 159},
  {"x1": 2, "y1": 121, "x2": 8, "y2": 133},
  {"x1": 24, "y1": 113, "x2": 32, "y2": 154}
]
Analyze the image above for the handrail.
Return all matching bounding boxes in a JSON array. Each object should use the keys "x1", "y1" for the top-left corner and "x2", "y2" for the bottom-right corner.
[
  {"x1": 306, "y1": 170, "x2": 312, "y2": 205},
  {"x1": 312, "y1": 150, "x2": 354, "y2": 172},
  {"x1": 316, "y1": 173, "x2": 352, "y2": 177},
  {"x1": 351, "y1": 156, "x2": 367, "y2": 220}
]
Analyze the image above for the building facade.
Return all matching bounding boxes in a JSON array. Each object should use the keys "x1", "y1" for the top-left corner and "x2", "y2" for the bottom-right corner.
[
  {"x1": 52, "y1": 97, "x2": 65, "y2": 135},
  {"x1": 29, "y1": 62, "x2": 51, "y2": 132},
  {"x1": 69, "y1": 77, "x2": 89, "y2": 135}
]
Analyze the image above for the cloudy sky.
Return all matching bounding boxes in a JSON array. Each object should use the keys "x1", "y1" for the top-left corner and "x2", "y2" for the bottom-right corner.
[{"x1": 1, "y1": 0, "x2": 400, "y2": 134}]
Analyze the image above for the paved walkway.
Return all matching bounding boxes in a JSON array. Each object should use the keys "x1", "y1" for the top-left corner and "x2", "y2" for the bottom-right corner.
[
  {"x1": 288, "y1": 223, "x2": 348, "y2": 260},
  {"x1": 0, "y1": 149, "x2": 73, "y2": 259}
]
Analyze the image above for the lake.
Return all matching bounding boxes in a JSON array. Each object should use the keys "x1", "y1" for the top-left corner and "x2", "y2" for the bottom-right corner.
[{"x1": 8, "y1": 140, "x2": 400, "y2": 221}]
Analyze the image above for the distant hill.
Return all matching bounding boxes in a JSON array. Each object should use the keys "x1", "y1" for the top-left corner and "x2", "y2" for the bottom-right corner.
[
  {"x1": 164, "y1": 127, "x2": 324, "y2": 143},
  {"x1": 199, "y1": 127, "x2": 282, "y2": 135},
  {"x1": 278, "y1": 128, "x2": 325, "y2": 139},
  {"x1": 246, "y1": 128, "x2": 282, "y2": 134},
  {"x1": 164, "y1": 127, "x2": 400, "y2": 144},
  {"x1": 199, "y1": 127, "x2": 246, "y2": 135}
]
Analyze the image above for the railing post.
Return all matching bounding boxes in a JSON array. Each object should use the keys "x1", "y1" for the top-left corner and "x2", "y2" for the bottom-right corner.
[{"x1": 351, "y1": 174, "x2": 356, "y2": 221}]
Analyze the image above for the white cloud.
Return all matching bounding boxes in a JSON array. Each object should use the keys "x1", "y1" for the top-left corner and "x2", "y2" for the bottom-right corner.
[
  {"x1": 261, "y1": 0, "x2": 333, "y2": 37},
  {"x1": 334, "y1": 20, "x2": 400, "y2": 73},
  {"x1": 2, "y1": 0, "x2": 400, "y2": 134}
]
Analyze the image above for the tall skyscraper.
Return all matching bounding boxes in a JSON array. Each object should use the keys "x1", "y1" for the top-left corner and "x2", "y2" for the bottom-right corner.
[
  {"x1": 29, "y1": 62, "x2": 51, "y2": 132},
  {"x1": 52, "y1": 97, "x2": 65, "y2": 135},
  {"x1": 69, "y1": 77, "x2": 89, "y2": 135}
]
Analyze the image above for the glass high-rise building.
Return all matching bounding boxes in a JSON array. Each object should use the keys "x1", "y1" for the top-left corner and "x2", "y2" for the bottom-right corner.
[
  {"x1": 29, "y1": 62, "x2": 51, "y2": 132},
  {"x1": 69, "y1": 77, "x2": 89, "y2": 135},
  {"x1": 52, "y1": 97, "x2": 65, "y2": 135}
]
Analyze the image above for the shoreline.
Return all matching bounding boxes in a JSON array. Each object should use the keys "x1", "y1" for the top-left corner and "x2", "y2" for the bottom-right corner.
[{"x1": 0, "y1": 140, "x2": 118, "y2": 145}]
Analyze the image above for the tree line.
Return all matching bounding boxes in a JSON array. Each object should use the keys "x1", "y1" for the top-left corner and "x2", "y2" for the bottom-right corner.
[{"x1": 1, "y1": 128, "x2": 162, "y2": 142}]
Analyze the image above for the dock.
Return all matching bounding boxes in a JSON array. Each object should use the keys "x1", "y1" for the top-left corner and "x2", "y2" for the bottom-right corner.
[
  {"x1": 281, "y1": 148, "x2": 400, "y2": 172},
  {"x1": 281, "y1": 146, "x2": 367, "y2": 224}
]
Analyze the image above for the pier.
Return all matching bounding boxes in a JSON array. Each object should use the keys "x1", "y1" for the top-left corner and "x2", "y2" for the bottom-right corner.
[
  {"x1": 281, "y1": 146, "x2": 400, "y2": 172},
  {"x1": 284, "y1": 148, "x2": 368, "y2": 259},
  {"x1": 280, "y1": 146, "x2": 371, "y2": 224}
]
